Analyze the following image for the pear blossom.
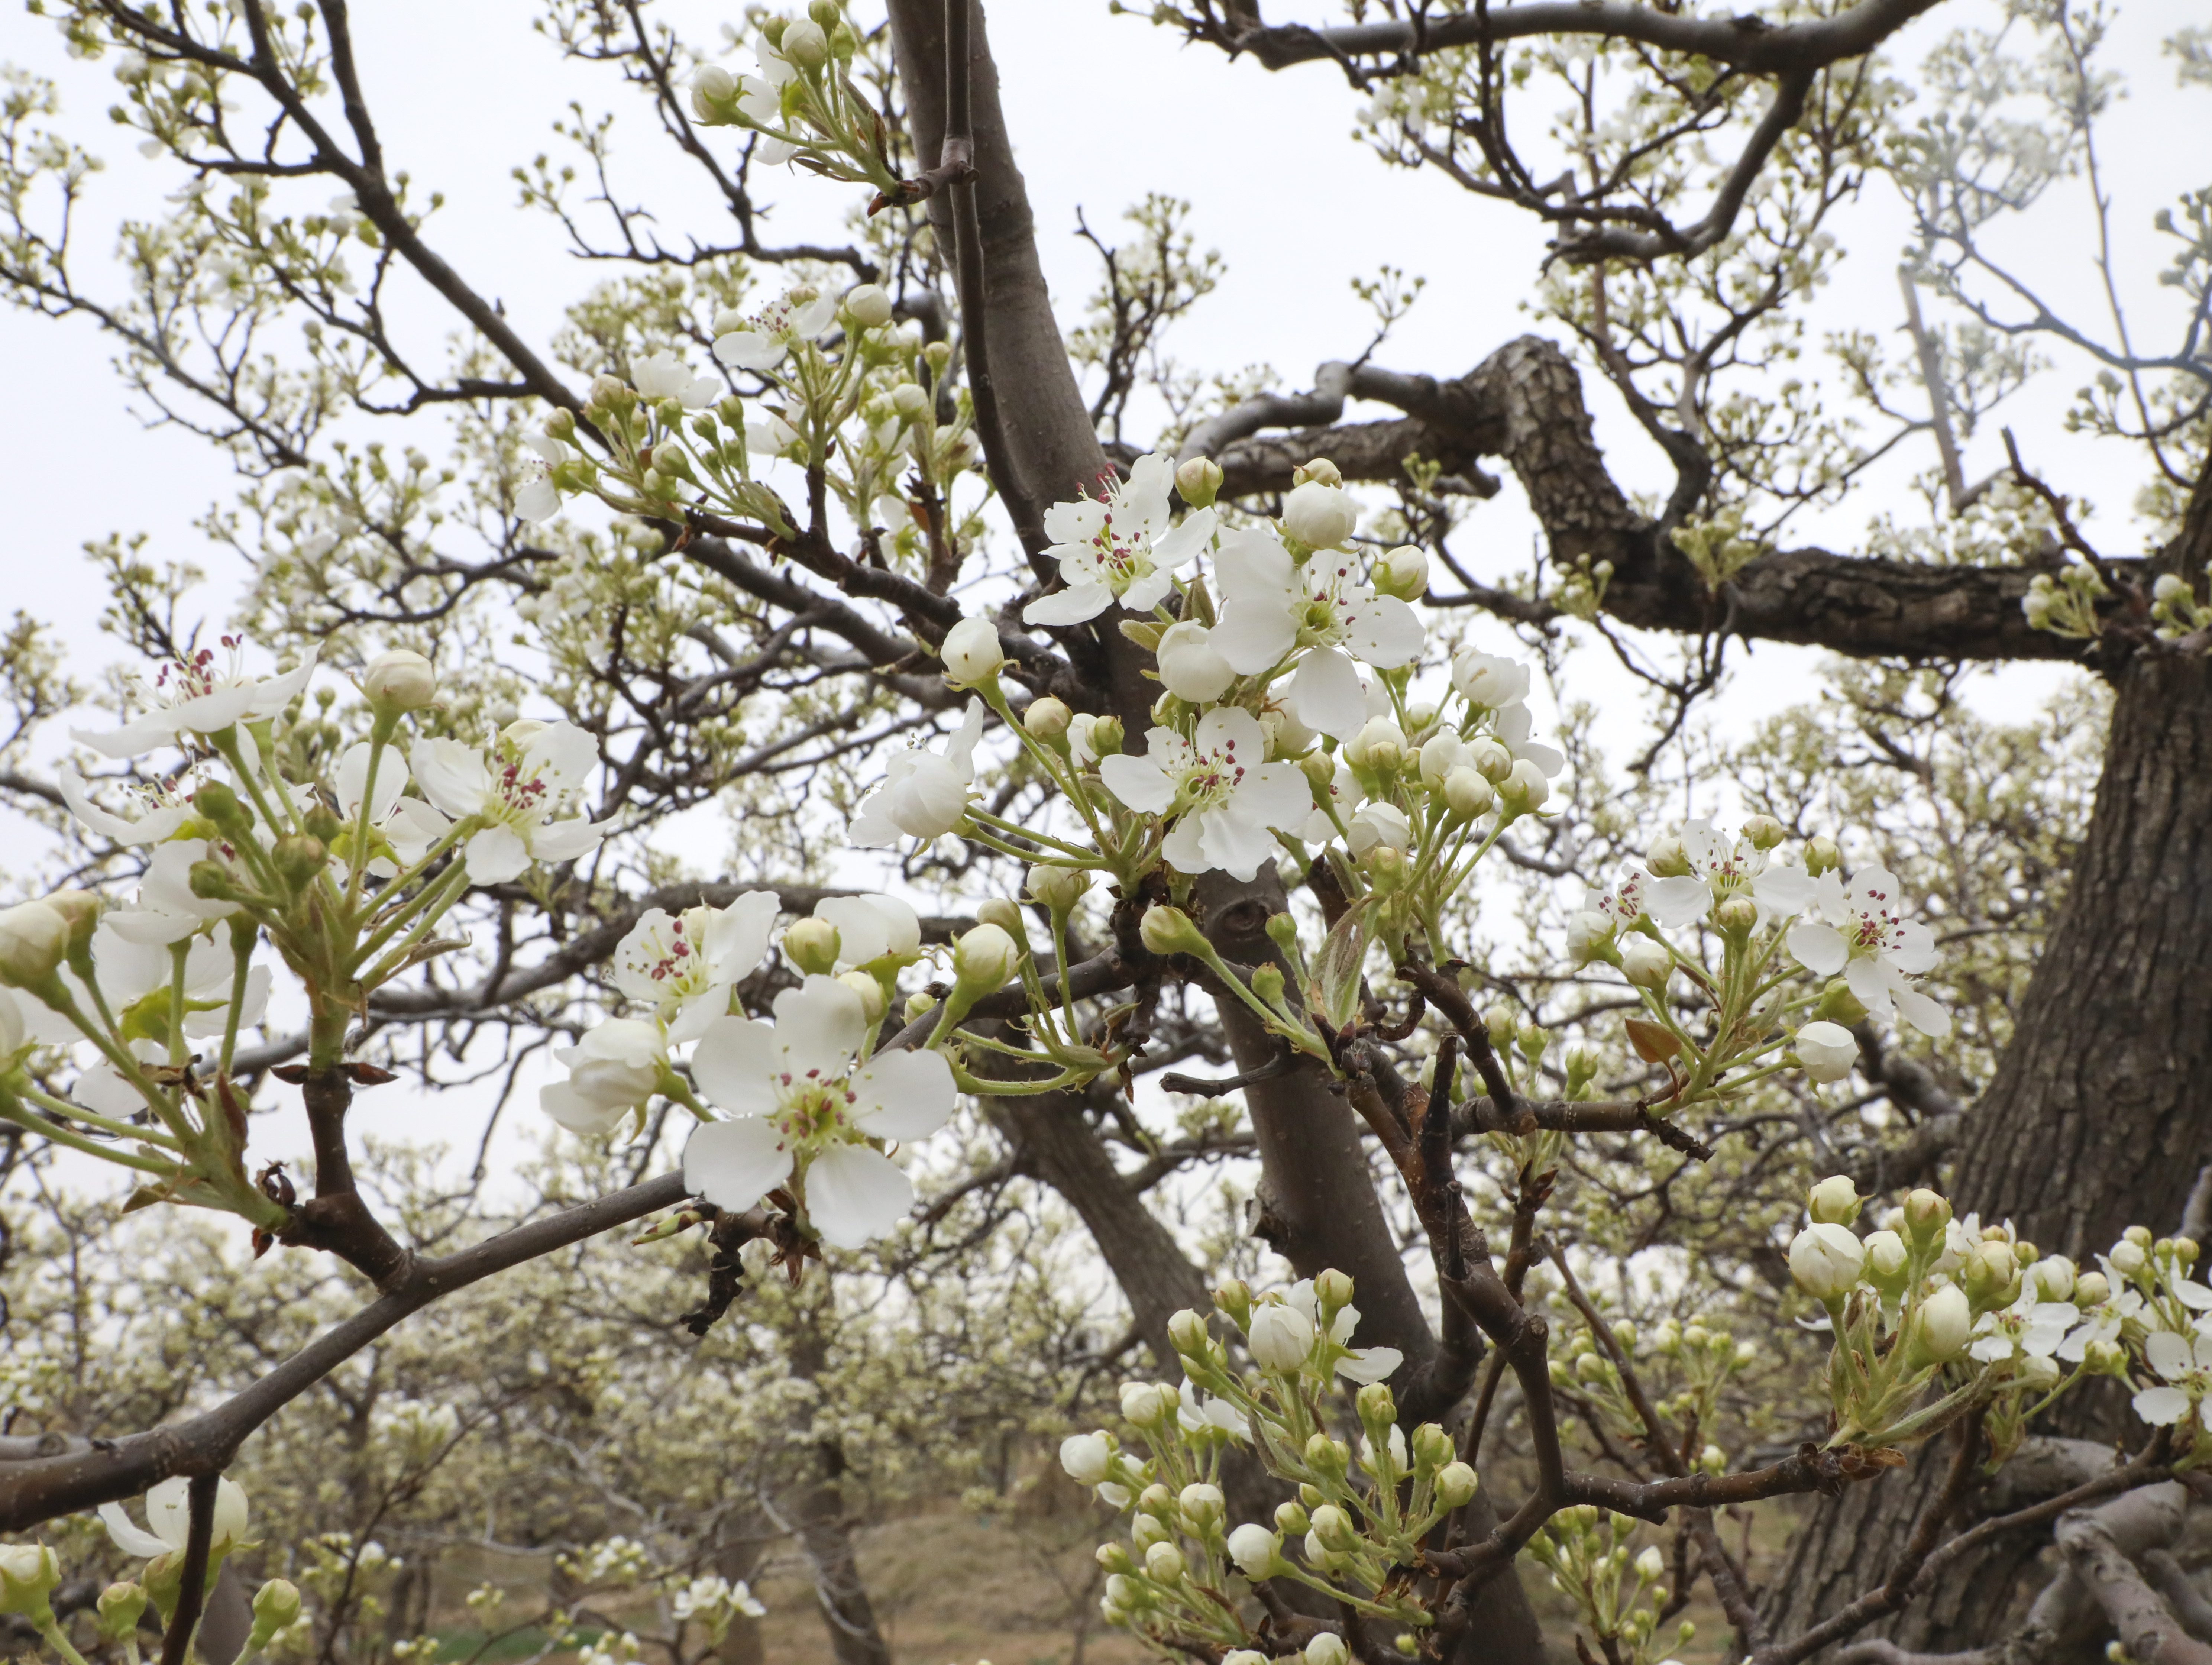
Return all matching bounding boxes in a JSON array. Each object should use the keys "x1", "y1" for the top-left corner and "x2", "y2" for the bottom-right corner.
[
  {"x1": 1491, "y1": 699, "x2": 1566, "y2": 779},
  {"x1": 1097, "y1": 708, "x2": 1309, "y2": 881},
  {"x1": 56, "y1": 765, "x2": 194, "y2": 846},
  {"x1": 683, "y1": 976, "x2": 956, "y2": 1248},
  {"x1": 1023, "y1": 454, "x2": 1217, "y2": 625},
  {"x1": 331, "y1": 739, "x2": 416, "y2": 879},
  {"x1": 718, "y1": 44, "x2": 802, "y2": 163},
  {"x1": 1763, "y1": 866, "x2": 1950, "y2": 1038},
  {"x1": 72, "y1": 638, "x2": 320, "y2": 760},
  {"x1": 105, "y1": 840, "x2": 241, "y2": 946},
  {"x1": 1451, "y1": 650, "x2": 1530, "y2": 711},
  {"x1": 629, "y1": 350, "x2": 721, "y2": 408},
  {"x1": 2133, "y1": 1330, "x2": 2212, "y2": 1427},
  {"x1": 811, "y1": 893, "x2": 922, "y2": 967},
  {"x1": 712, "y1": 288, "x2": 838, "y2": 372},
  {"x1": 1177, "y1": 1381, "x2": 1247, "y2": 1442},
  {"x1": 101, "y1": 1477, "x2": 250, "y2": 1560},
  {"x1": 41, "y1": 928, "x2": 270, "y2": 1074},
  {"x1": 613, "y1": 890, "x2": 780, "y2": 1042},
  {"x1": 541, "y1": 1018, "x2": 667, "y2": 1136},
  {"x1": 1345, "y1": 801, "x2": 1412, "y2": 856},
  {"x1": 407, "y1": 719, "x2": 610, "y2": 884},
  {"x1": 2059, "y1": 1283, "x2": 2144, "y2": 1362},
  {"x1": 1643, "y1": 819, "x2": 1769, "y2": 929},
  {"x1": 1278, "y1": 1278, "x2": 1403, "y2": 1384},
  {"x1": 1967, "y1": 1294, "x2": 2080, "y2": 1364},
  {"x1": 1155, "y1": 621, "x2": 1234, "y2": 703},
  {"x1": 516, "y1": 432, "x2": 570, "y2": 523},
  {"x1": 1210, "y1": 531, "x2": 1424, "y2": 738},
  {"x1": 848, "y1": 699, "x2": 985, "y2": 846}
]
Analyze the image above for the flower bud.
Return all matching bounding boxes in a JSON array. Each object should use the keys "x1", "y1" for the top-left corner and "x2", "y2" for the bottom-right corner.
[
  {"x1": 1863, "y1": 1229, "x2": 1910, "y2": 1294},
  {"x1": 940, "y1": 615, "x2": 1006, "y2": 686},
  {"x1": 1740, "y1": 814, "x2": 1786, "y2": 850},
  {"x1": 2125, "y1": 1225, "x2": 2154, "y2": 1248},
  {"x1": 0, "y1": 902, "x2": 69, "y2": 989},
  {"x1": 1903, "y1": 1187, "x2": 1953, "y2": 1248},
  {"x1": 1906, "y1": 1283, "x2": 1972, "y2": 1366},
  {"x1": 1139, "y1": 904, "x2": 1206, "y2": 958},
  {"x1": 1306, "y1": 1633, "x2": 1351, "y2": 1665},
  {"x1": 1501, "y1": 757, "x2": 1550, "y2": 810},
  {"x1": 1314, "y1": 1267, "x2": 1355, "y2": 1317},
  {"x1": 890, "y1": 382, "x2": 931, "y2": 422},
  {"x1": 1636, "y1": 1546, "x2": 1666, "y2": 1581},
  {"x1": 781, "y1": 18, "x2": 829, "y2": 66},
  {"x1": 95, "y1": 1582, "x2": 147, "y2": 1643},
  {"x1": 1713, "y1": 893, "x2": 1757, "y2": 933},
  {"x1": 1227, "y1": 1522, "x2": 1281, "y2": 1579},
  {"x1": 2082, "y1": 1337, "x2": 2125, "y2": 1373},
  {"x1": 1249, "y1": 1301, "x2": 1316, "y2": 1370},
  {"x1": 1168, "y1": 1308, "x2": 1209, "y2": 1356},
  {"x1": 952, "y1": 922, "x2": 1019, "y2": 991},
  {"x1": 1028, "y1": 865, "x2": 1091, "y2": 914},
  {"x1": 272, "y1": 834, "x2": 329, "y2": 888},
  {"x1": 2074, "y1": 1270, "x2": 2110, "y2": 1306},
  {"x1": 1443, "y1": 766, "x2": 1495, "y2": 821},
  {"x1": 1060, "y1": 1432, "x2": 1113, "y2": 1485},
  {"x1": 1646, "y1": 832, "x2": 1691, "y2": 877},
  {"x1": 1178, "y1": 1483, "x2": 1225, "y2": 1529},
  {"x1": 1963, "y1": 1240, "x2": 2019, "y2": 1310},
  {"x1": 1175, "y1": 456, "x2": 1223, "y2": 509},
  {"x1": 844, "y1": 283, "x2": 893, "y2": 329},
  {"x1": 1808, "y1": 1174, "x2": 1862, "y2": 1227},
  {"x1": 1309, "y1": 1503, "x2": 1357, "y2": 1551},
  {"x1": 1620, "y1": 936, "x2": 1672, "y2": 992},
  {"x1": 1434, "y1": 1461, "x2": 1479, "y2": 1508},
  {"x1": 250, "y1": 1578, "x2": 303, "y2": 1634},
  {"x1": 1347, "y1": 717, "x2": 1407, "y2": 772},
  {"x1": 0, "y1": 1543, "x2": 59, "y2": 1619},
  {"x1": 1283, "y1": 481, "x2": 1358, "y2": 550},
  {"x1": 363, "y1": 649, "x2": 437, "y2": 713},
  {"x1": 1375, "y1": 544, "x2": 1429, "y2": 601},
  {"x1": 1793, "y1": 1021, "x2": 1858, "y2": 1083},
  {"x1": 835, "y1": 970, "x2": 887, "y2": 1024},
  {"x1": 42, "y1": 888, "x2": 103, "y2": 953},
  {"x1": 1023, "y1": 695, "x2": 1071, "y2": 740},
  {"x1": 1468, "y1": 736, "x2": 1513, "y2": 783},
  {"x1": 2109, "y1": 1238, "x2": 2147, "y2": 1277},
  {"x1": 1805, "y1": 835, "x2": 1841, "y2": 876},
  {"x1": 1143, "y1": 1540, "x2": 1185, "y2": 1582},
  {"x1": 1787, "y1": 1222, "x2": 1866, "y2": 1302},
  {"x1": 783, "y1": 917, "x2": 841, "y2": 976}
]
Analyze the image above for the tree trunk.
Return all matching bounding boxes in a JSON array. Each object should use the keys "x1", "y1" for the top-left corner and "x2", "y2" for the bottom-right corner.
[
  {"x1": 785, "y1": 1326, "x2": 893, "y2": 1665},
  {"x1": 1766, "y1": 467, "x2": 2212, "y2": 1656}
]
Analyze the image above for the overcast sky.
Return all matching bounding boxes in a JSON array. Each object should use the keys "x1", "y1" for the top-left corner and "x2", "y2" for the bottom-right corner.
[{"x1": 0, "y1": 0, "x2": 2200, "y2": 1196}]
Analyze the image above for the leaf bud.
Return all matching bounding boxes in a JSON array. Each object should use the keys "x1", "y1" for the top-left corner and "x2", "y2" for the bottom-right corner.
[{"x1": 783, "y1": 917, "x2": 841, "y2": 976}]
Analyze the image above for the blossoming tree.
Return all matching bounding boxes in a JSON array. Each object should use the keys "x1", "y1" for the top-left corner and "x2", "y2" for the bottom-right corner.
[{"x1": 0, "y1": 1, "x2": 2208, "y2": 1662}]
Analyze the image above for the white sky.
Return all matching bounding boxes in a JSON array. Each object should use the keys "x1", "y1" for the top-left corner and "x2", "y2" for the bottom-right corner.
[{"x1": 0, "y1": 0, "x2": 2201, "y2": 1200}]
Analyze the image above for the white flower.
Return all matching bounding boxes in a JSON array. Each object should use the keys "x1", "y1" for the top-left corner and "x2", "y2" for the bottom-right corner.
[
  {"x1": 104, "y1": 840, "x2": 240, "y2": 947},
  {"x1": 1097, "y1": 708, "x2": 1310, "y2": 881},
  {"x1": 1277, "y1": 1278, "x2": 1404, "y2": 1383},
  {"x1": 1788, "y1": 1222, "x2": 1865, "y2": 1301},
  {"x1": 614, "y1": 891, "x2": 780, "y2": 1043},
  {"x1": 2134, "y1": 1329, "x2": 2212, "y2": 1427},
  {"x1": 516, "y1": 432, "x2": 569, "y2": 523},
  {"x1": 100, "y1": 1477, "x2": 250, "y2": 1560},
  {"x1": 1282, "y1": 480, "x2": 1358, "y2": 550},
  {"x1": 541, "y1": 1018, "x2": 666, "y2": 1136},
  {"x1": 1491, "y1": 699, "x2": 1566, "y2": 779},
  {"x1": 1643, "y1": 819, "x2": 1769, "y2": 929},
  {"x1": 72, "y1": 640, "x2": 320, "y2": 760},
  {"x1": 683, "y1": 976, "x2": 956, "y2": 1248},
  {"x1": 1177, "y1": 1380, "x2": 1247, "y2": 1442},
  {"x1": 811, "y1": 893, "x2": 921, "y2": 967},
  {"x1": 1913, "y1": 1283, "x2": 1973, "y2": 1361},
  {"x1": 1793, "y1": 1021, "x2": 1859, "y2": 1083},
  {"x1": 1766, "y1": 866, "x2": 1950, "y2": 1038},
  {"x1": 712, "y1": 288, "x2": 837, "y2": 372},
  {"x1": 1345, "y1": 801, "x2": 1411, "y2": 856},
  {"x1": 848, "y1": 699, "x2": 985, "y2": 846},
  {"x1": 1023, "y1": 454, "x2": 1216, "y2": 625},
  {"x1": 1211, "y1": 531, "x2": 1425, "y2": 738},
  {"x1": 2059, "y1": 1284, "x2": 2143, "y2": 1361},
  {"x1": 629, "y1": 350, "x2": 721, "y2": 408},
  {"x1": 1226, "y1": 1523, "x2": 1280, "y2": 1579},
  {"x1": 57, "y1": 765, "x2": 195, "y2": 846},
  {"x1": 407, "y1": 720, "x2": 609, "y2": 884},
  {"x1": 1155, "y1": 621, "x2": 1234, "y2": 702},
  {"x1": 51, "y1": 928, "x2": 269, "y2": 1065},
  {"x1": 1968, "y1": 1295, "x2": 2080, "y2": 1364}
]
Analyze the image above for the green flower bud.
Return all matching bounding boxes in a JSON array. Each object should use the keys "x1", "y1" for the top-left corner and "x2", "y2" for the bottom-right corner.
[
  {"x1": 835, "y1": 971, "x2": 887, "y2": 1025},
  {"x1": 1138, "y1": 905, "x2": 1206, "y2": 958},
  {"x1": 783, "y1": 918, "x2": 841, "y2": 976},
  {"x1": 192, "y1": 780, "x2": 252, "y2": 832},
  {"x1": 1903, "y1": 1187, "x2": 1953, "y2": 1248},
  {"x1": 1805, "y1": 835, "x2": 1841, "y2": 876},
  {"x1": 1027, "y1": 864, "x2": 1090, "y2": 912},
  {"x1": 95, "y1": 1582, "x2": 148, "y2": 1642},
  {"x1": 1740, "y1": 814, "x2": 1786, "y2": 850},
  {"x1": 1023, "y1": 695, "x2": 1071, "y2": 739},
  {"x1": 952, "y1": 923, "x2": 1020, "y2": 992},
  {"x1": 1434, "y1": 1462, "x2": 1479, "y2": 1507},
  {"x1": 1175, "y1": 457, "x2": 1223, "y2": 509},
  {"x1": 273, "y1": 834, "x2": 329, "y2": 886}
]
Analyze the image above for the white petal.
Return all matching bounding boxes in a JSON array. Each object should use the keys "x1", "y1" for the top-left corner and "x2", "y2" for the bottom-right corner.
[
  {"x1": 1753, "y1": 864, "x2": 1815, "y2": 914},
  {"x1": 100, "y1": 1501, "x2": 174, "y2": 1559},
  {"x1": 1287, "y1": 649, "x2": 1368, "y2": 740},
  {"x1": 1211, "y1": 599, "x2": 1297, "y2": 677},
  {"x1": 1786, "y1": 921, "x2": 1850, "y2": 976},
  {"x1": 1196, "y1": 803, "x2": 1276, "y2": 882},
  {"x1": 1023, "y1": 581, "x2": 1115, "y2": 626},
  {"x1": 540, "y1": 1081, "x2": 629, "y2": 1136},
  {"x1": 1644, "y1": 876, "x2": 1714, "y2": 929},
  {"x1": 2134, "y1": 1385, "x2": 2192, "y2": 1426},
  {"x1": 1345, "y1": 595, "x2": 1424, "y2": 668},
  {"x1": 684, "y1": 1116, "x2": 793, "y2": 1211},
  {"x1": 770, "y1": 976, "x2": 865, "y2": 1077},
  {"x1": 1893, "y1": 985, "x2": 1951, "y2": 1038},
  {"x1": 804, "y1": 1144, "x2": 913, "y2": 1248},
  {"x1": 1098, "y1": 753, "x2": 1176, "y2": 815},
  {"x1": 1334, "y1": 1346, "x2": 1403, "y2": 1385},
  {"x1": 691, "y1": 1017, "x2": 779, "y2": 1119},
  {"x1": 2147, "y1": 1329, "x2": 2194, "y2": 1381},
  {"x1": 516, "y1": 478, "x2": 563, "y2": 523},
  {"x1": 849, "y1": 1048, "x2": 956, "y2": 1141},
  {"x1": 462, "y1": 824, "x2": 530, "y2": 885}
]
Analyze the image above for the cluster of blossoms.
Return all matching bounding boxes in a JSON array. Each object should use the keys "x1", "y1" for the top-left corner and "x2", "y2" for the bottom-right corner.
[
  {"x1": 1057, "y1": 1272, "x2": 1473, "y2": 1662},
  {"x1": 0, "y1": 644, "x2": 618, "y2": 1229},
  {"x1": 0, "y1": 1477, "x2": 303, "y2": 1665},
  {"x1": 1784, "y1": 1175, "x2": 2212, "y2": 1460},
  {"x1": 1527, "y1": 1509, "x2": 1694, "y2": 1665}
]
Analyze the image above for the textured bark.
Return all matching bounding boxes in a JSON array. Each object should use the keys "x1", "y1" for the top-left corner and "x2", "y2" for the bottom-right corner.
[{"x1": 786, "y1": 1326, "x2": 893, "y2": 1665}]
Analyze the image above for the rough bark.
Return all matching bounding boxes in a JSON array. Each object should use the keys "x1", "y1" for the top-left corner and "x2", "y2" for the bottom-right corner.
[{"x1": 786, "y1": 1325, "x2": 893, "y2": 1665}]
